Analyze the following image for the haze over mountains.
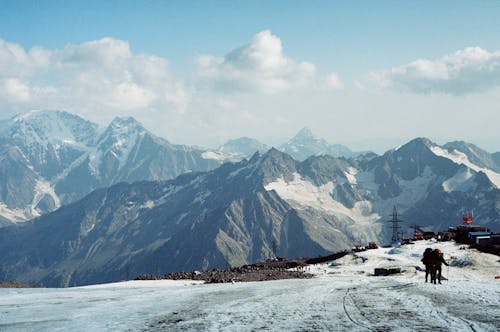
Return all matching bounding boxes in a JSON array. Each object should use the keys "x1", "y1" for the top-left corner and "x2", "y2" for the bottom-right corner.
[
  {"x1": 0, "y1": 111, "x2": 498, "y2": 286},
  {"x1": 0, "y1": 110, "x2": 362, "y2": 223}
]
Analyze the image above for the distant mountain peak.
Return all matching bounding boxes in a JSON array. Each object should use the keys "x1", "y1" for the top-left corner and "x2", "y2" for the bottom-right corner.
[
  {"x1": 280, "y1": 127, "x2": 358, "y2": 160},
  {"x1": 411, "y1": 137, "x2": 434, "y2": 146},
  {"x1": 4, "y1": 109, "x2": 98, "y2": 146},
  {"x1": 259, "y1": 147, "x2": 297, "y2": 170},
  {"x1": 13, "y1": 109, "x2": 68, "y2": 121},
  {"x1": 397, "y1": 137, "x2": 435, "y2": 151},
  {"x1": 217, "y1": 137, "x2": 270, "y2": 159},
  {"x1": 293, "y1": 127, "x2": 315, "y2": 140},
  {"x1": 109, "y1": 116, "x2": 144, "y2": 130},
  {"x1": 12, "y1": 110, "x2": 87, "y2": 125},
  {"x1": 263, "y1": 147, "x2": 287, "y2": 158}
]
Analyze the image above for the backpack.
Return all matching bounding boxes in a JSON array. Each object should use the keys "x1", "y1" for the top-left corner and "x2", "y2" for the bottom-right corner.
[{"x1": 421, "y1": 248, "x2": 433, "y2": 265}]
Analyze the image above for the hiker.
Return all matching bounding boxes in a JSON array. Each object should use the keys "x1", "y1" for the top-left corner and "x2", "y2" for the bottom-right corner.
[
  {"x1": 421, "y1": 247, "x2": 435, "y2": 283},
  {"x1": 431, "y1": 248, "x2": 448, "y2": 284}
]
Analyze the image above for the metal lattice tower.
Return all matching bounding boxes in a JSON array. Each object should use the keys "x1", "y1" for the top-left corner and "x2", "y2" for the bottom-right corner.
[{"x1": 389, "y1": 206, "x2": 403, "y2": 243}]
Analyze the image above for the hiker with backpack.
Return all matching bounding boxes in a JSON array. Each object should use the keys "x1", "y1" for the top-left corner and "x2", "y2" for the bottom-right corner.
[
  {"x1": 421, "y1": 248, "x2": 435, "y2": 283},
  {"x1": 431, "y1": 248, "x2": 449, "y2": 284}
]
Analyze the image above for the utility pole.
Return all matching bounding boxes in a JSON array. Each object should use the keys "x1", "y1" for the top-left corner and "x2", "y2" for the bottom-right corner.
[{"x1": 389, "y1": 206, "x2": 403, "y2": 243}]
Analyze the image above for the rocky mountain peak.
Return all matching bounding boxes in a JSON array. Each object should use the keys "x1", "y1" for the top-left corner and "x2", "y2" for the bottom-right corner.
[
  {"x1": 293, "y1": 126, "x2": 315, "y2": 140},
  {"x1": 280, "y1": 127, "x2": 357, "y2": 160},
  {"x1": 108, "y1": 116, "x2": 145, "y2": 133},
  {"x1": 394, "y1": 137, "x2": 436, "y2": 156},
  {"x1": 256, "y1": 148, "x2": 298, "y2": 183}
]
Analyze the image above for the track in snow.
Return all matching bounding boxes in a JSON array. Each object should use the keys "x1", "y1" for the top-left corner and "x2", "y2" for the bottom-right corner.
[{"x1": 1, "y1": 276, "x2": 498, "y2": 331}]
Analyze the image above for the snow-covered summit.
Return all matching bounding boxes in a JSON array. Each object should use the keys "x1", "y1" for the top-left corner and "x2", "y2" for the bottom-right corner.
[
  {"x1": 444, "y1": 140, "x2": 500, "y2": 172},
  {"x1": 280, "y1": 127, "x2": 358, "y2": 160},
  {"x1": 430, "y1": 144, "x2": 500, "y2": 188},
  {"x1": 217, "y1": 137, "x2": 270, "y2": 159},
  {"x1": 0, "y1": 111, "x2": 223, "y2": 223},
  {"x1": 4, "y1": 110, "x2": 98, "y2": 147},
  {"x1": 108, "y1": 116, "x2": 145, "y2": 131}
]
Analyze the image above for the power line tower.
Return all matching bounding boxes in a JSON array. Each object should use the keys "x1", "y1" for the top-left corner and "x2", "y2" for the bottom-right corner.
[{"x1": 389, "y1": 206, "x2": 403, "y2": 243}]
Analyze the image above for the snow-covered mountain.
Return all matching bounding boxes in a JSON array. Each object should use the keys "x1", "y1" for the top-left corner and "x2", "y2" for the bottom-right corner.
[
  {"x1": 0, "y1": 148, "x2": 385, "y2": 286},
  {"x1": 0, "y1": 113, "x2": 374, "y2": 224},
  {"x1": 217, "y1": 137, "x2": 270, "y2": 159},
  {"x1": 199, "y1": 137, "x2": 270, "y2": 163},
  {"x1": 0, "y1": 110, "x2": 221, "y2": 223},
  {"x1": 361, "y1": 138, "x2": 499, "y2": 231},
  {"x1": 0, "y1": 138, "x2": 498, "y2": 287},
  {"x1": 442, "y1": 141, "x2": 500, "y2": 173},
  {"x1": 199, "y1": 128, "x2": 367, "y2": 163},
  {"x1": 279, "y1": 127, "x2": 361, "y2": 160}
]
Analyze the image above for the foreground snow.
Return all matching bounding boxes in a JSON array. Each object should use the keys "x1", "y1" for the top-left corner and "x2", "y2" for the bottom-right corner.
[{"x1": 1, "y1": 241, "x2": 499, "y2": 331}]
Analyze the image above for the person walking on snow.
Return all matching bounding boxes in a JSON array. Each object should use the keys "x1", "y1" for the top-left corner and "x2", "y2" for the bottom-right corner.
[
  {"x1": 431, "y1": 248, "x2": 448, "y2": 284},
  {"x1": 421, "y1": 248, "x2": 435, "y2": 283}
]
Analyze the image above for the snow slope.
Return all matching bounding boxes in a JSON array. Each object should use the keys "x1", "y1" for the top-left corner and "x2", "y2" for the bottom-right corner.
[
  {"x1": 431, "y1": 145, "x2": 500, "y2": 188},
  {"x1": 264, "y1": 172, "x2": 379, "y2": 223},
  {"x1": 1, "y1": 240, "x2": 498, "y2": 331}
]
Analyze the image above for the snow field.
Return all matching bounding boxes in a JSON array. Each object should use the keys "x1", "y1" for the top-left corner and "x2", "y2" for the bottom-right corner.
[
  {"x1": 0, "y1": 241, "x2": 498, "y2": 331},
  {"x1": 430, "y1": 145, "x2": 500, "y2": 188}
]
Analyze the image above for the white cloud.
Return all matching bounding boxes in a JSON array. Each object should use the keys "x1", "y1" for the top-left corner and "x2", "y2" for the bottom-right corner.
[
  {"x1": 2, "y1": 78, "x2": 31, "y2": 102},
  {"x1": 196, "y1": 30, "x2": 340, "y2": 94},
  {"x1": 0, "y1": 37, "x2": 187, "y2": 117},
  {"x1": 371, "y1": 47, "x2": 500, "y2": 94},
  {"x1": 324, "y1": 73, "x2": 344, "y2": 90}
]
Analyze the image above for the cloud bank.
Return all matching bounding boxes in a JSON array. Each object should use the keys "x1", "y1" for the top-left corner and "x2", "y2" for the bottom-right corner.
[
  {"x1": 196, "y1": 30, "x2": 342, "y2": 94},
  {"x1": 372, "y1": 47, "x2": 500, "y2": 95},
  {"x1": 0, "y1": 37, "x2": 187, "y2": 116},
  {"x1": 0, "y1": 31, "x2": 344, "y2": 123}
]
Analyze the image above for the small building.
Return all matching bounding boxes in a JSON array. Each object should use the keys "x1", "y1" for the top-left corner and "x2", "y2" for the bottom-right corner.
[
  {"x1": 476, "y1": 234, "x2": 500, "y2": 245},
  {"x1": 468, "y1": 231, "x2": 491, "y2": 243},
  {"x1": 422, "y1": 231, "x2": 435, "y2": 240},
  {"x1": 453, "y1": 226, "x2": 490, "y2": 243}
]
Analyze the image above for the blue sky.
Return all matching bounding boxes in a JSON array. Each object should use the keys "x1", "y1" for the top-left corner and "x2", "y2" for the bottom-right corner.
[{"x1": 1, "y1": 1, "x2": 499, "y2": 152}]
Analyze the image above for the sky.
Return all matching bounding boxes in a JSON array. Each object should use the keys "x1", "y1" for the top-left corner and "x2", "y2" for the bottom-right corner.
[{"x1": 0, "y1": 0, "x2": 499, "y2": 153}]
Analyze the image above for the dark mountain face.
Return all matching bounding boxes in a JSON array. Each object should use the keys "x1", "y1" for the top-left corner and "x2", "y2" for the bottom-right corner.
[
  {"x1": 2, "y1": 137, "x2": 497, "y2": 287},
  {"x1": 493, "y1": 152, "x2": 500, "y2": 170},
  {"x1": 0, "y1": 150, "x2": 383, "y2": 287},
  {"x1": 1, "y1": 115, "x2": 499, "y2": 288}
]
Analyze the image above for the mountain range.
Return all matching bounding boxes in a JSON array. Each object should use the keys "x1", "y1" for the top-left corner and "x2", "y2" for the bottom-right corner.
[
  {"x1": 0, "y1": 129, "x2": 498, "y2": 286},
  {"x1": 0, "y1": 111, "x2": 362, "y2": 224},
  {"x1": 0, "y1": 111, "x2": 223, "y2": 223}
]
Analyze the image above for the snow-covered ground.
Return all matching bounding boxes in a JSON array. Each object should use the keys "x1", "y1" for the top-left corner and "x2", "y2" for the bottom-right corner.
[{"x1": 1, "y1": 240, "x2": 499, "y2": 331}]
